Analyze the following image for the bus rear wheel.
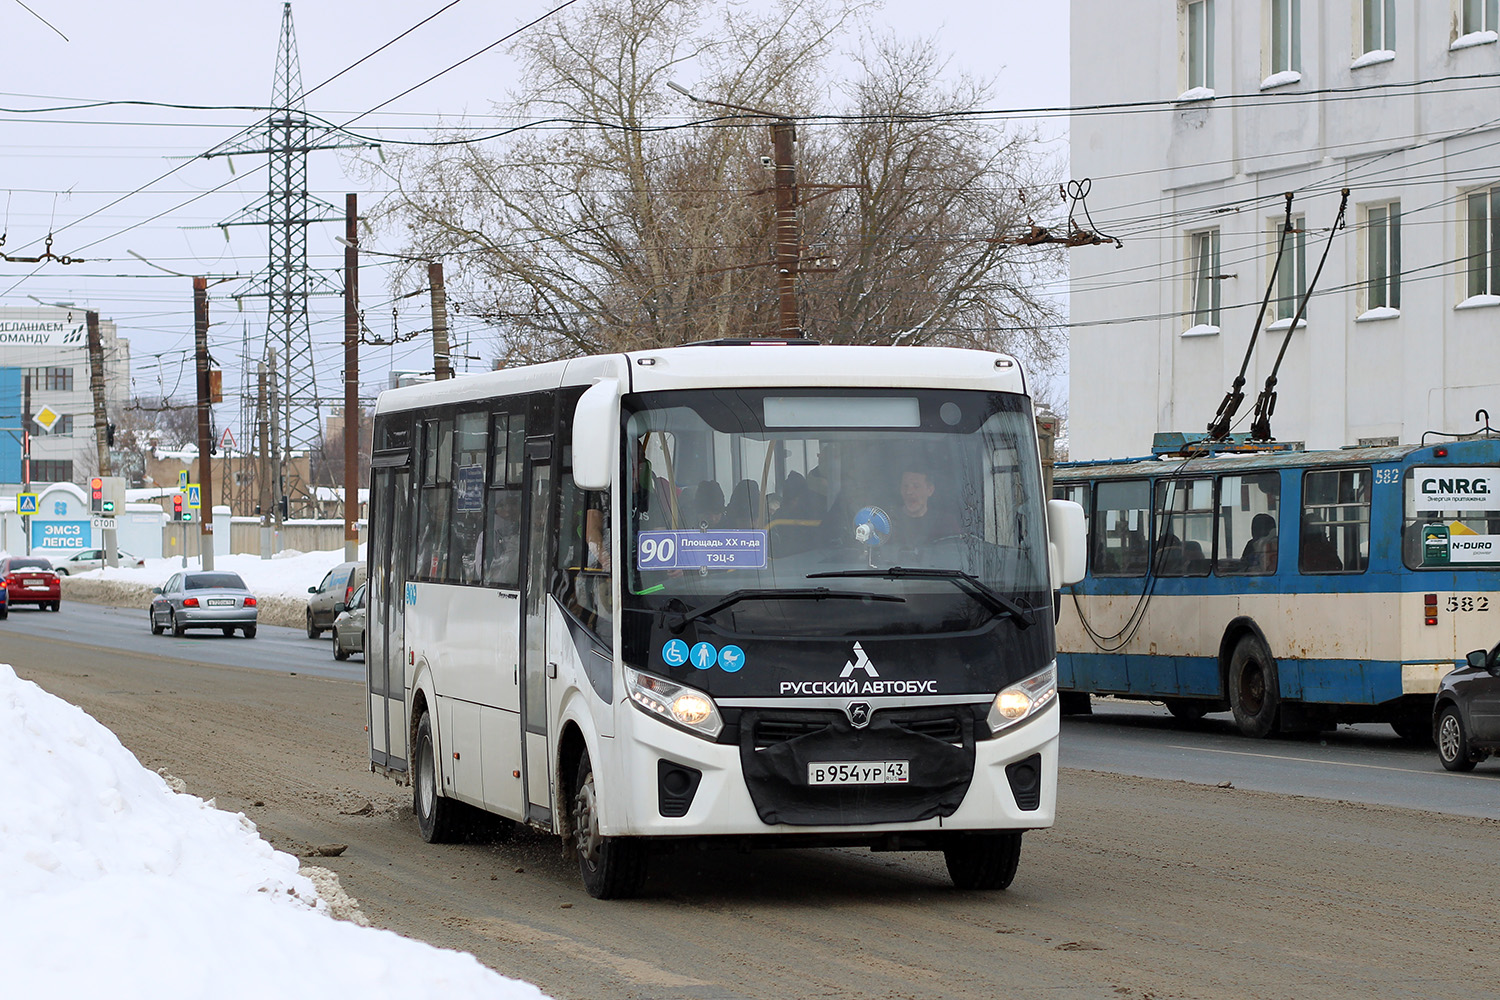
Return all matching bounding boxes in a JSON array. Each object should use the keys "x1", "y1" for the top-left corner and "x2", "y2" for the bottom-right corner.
[
  {"x1": 571, "y1": 751, "x2": 647, "y2": 899},
  {"x1": 943, "y1": 831, "x2": 1023, "y2": 890},
  {"x1": 1228, "y1": 635, "x2": 1279, "y2": 738},
  {"x1": 414, "y1": 712, "x2": 463, "y2": 843}
]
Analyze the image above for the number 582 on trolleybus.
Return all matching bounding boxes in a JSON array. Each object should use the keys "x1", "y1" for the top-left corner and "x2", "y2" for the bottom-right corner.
[{"x1": 364, "y1": 341, "x2": 1085, "y2": 898}]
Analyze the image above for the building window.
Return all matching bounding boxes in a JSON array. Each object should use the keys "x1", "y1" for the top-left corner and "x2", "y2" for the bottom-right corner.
[
  {"x1": 30, "y1": 367, "x2": 74, "y2": 392},
  {"x1": 29, "y1": 460, "x2": 73, "y2": 483},
  {"x1": 1186, "y1": 0, "x2": 1215, "y2": 90},
  {"x1": 1191, "y1": 229, "x2": 1222, "y2": 329},
  {"x1": 1467, "y1": 185, "x2": 1500, "y2": 299},
  {"x1": 1366, "y1": 202, "x2": 1401, "y2": 311},
  {"x1": 1463, "y1": 0, "x2": 1498, "y2": 34},
  {"x1": 40, "y1": 413, "x2": 75, "y2": 436},
  {"x1": 1273, "y1": 215, "x2": 1307, "y2": 323},
  {"x1": 1362, "y1": 0, "x2": 1396, "y2": 53},
  {"x1": 1270, "y1": 0, "x2": 1301, "y2": 74}
]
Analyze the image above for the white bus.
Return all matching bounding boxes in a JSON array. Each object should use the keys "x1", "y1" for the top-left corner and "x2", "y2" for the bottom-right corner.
[{"x1": 366, "y1": 341, "x2": 1085, "y2": 898}]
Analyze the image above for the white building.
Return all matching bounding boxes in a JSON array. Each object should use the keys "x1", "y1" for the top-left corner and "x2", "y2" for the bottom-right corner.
[
  {"x1": 0, "y1": 306, "x2": 130, "y2": 486},
  {"x1": 1069, "y1": 0, "x2": 1500, "y2": 460}
]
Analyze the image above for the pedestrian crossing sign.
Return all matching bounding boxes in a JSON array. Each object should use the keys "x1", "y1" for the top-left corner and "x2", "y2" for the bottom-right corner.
[
  {"x1": 17, "y1": 493, "x2": 38, "y2": 514},
  {"x1": 186, "y1": 484, "x2": 201, "y2": 508}
]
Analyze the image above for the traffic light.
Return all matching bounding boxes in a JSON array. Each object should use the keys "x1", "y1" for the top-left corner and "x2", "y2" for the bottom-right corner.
[
  {"x1": 90, "y1": 477, "x2": 103, "y2": 514},
  {"x1": 172, "y1": 493, "x2": 183, "y2": 521}
]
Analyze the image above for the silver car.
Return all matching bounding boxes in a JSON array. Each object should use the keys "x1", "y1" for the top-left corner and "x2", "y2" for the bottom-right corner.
[
  {"x1": 150, "y1": 570, "x2": 258, "y2": 638},
  {"x1": 331, "y1": 582, "x2": 366, "y2": 661},
  {"x1": 54, "y1": 548, "x2": 146, "y2": 575}
]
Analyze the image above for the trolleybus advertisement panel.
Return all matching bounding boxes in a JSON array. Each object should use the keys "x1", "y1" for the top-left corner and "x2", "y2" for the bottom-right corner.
[{"x1": 1410, "y1": 467, "x2": 1500, "y2": 566}]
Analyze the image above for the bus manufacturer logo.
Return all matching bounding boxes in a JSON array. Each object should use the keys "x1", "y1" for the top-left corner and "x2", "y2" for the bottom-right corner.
[
  {"x1": 846, "y1": 702, "x2": 872, "y2": 728},
  {"x1": 839, "y1": 642, "x2": 880, "y2": 679}
]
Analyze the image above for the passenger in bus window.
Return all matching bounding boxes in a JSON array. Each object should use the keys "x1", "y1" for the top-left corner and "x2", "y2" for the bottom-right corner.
[
  {"x1": 1300, "y1": 514, "x2": 1343, "y2": 572},
  {"x1": 689, "y1": 480, "x2": 725, "y2": 529},
  {"x1": 724, "y1": 479, "x2": 762, "y2": 529},
  {"x1": 1240, "y1": 513, "x2": 1278, "y2": 573}
]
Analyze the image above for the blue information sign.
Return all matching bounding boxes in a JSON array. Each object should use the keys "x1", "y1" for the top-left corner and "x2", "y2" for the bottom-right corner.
[
  {"x1": 636, "y1": 530, "x2": 767, "y2": 570},
  {"x1": 455, "y1": 465, "x2": 485, "y2": 512}
]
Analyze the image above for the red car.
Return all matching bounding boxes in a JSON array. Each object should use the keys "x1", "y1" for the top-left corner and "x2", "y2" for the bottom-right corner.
[{"x1": 1, "y1": 556, "x2": 61, "y2": 611}]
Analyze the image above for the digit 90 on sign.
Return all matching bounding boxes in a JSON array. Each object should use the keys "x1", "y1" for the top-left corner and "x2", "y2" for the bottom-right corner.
[{"x1": 639, "y1": 535, "x2": 676, "y2": 566}]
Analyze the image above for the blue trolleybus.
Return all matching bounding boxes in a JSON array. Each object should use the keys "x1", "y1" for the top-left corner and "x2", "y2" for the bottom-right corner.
[{"x1": 1053, "y1": 437, "x2": 1500, "y2": 739}]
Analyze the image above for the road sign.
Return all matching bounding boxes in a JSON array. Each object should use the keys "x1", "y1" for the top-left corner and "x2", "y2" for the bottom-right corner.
[
  {"x1": 17, "y1": 493, "x2": 38, "y2": 514},
  {"x1": 91, "y1": 517, "x2": 117, "y2": 529},
  {"x1": 186, "y1": 484, "x2": 201, "y2": 508},
  {"x1": 179, "y1": 469, "x2": 189, "y2": 489},
  {"x1": 33, "y1": 405, "x2": 60, "y2": 431}
]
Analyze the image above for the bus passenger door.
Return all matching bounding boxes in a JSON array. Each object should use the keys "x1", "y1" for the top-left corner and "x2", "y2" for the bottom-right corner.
[
  {"x1": 520, "y1": 442, "x2": 554, "y2": 826},
  {"x1": 369, "y1": 465, "x2": 411, "y2": 771}
]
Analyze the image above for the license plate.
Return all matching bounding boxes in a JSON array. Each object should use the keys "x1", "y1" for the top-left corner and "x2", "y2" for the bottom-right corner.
[
  {"x1": 808, "y1": 761, "x2": 909, "y2": 785},
  {"x1": 25, "y1": 582, "x2": 47, "y2": 589},
  {"x1": 206, "y1": 598, "x2": 235, "y2": 607}
]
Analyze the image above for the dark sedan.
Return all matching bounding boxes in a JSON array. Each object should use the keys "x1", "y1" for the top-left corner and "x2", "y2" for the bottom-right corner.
[
  {"x1": 150, "y1": 570, "x2": 258, "y2": 638},
  {"x1": 1434, "y1": 644, "x2": 1500, "y2": 771}
]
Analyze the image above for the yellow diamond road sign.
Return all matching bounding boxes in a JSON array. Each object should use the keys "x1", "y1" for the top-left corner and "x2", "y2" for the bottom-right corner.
[{"x1": 33, "y1": 405, "x2": 60, "y2": 431}]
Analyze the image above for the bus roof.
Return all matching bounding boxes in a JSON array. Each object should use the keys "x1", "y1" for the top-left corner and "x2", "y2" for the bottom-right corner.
[
  {"x1": 374, "y1": 343, "x2": 1029, "y2": 415},
  {"x1": 1054, "y1": 439, "x2": 1500, "y2": 482}
]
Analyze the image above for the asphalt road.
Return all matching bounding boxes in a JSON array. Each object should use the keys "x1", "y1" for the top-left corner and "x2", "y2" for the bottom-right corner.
[
  {"x1": 6, "y1": 602, "x2": 1499, "y2": 999},
  {"x1": 9, "y1": 599, "x2": 1495, "y2": 815}
]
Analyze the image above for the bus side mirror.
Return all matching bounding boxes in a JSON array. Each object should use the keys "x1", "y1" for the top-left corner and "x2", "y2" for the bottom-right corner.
[
  {"x1": 1047, "y1": 498, "x2": 1087, "y2": 588},
  {"x1": 573, "y1": 378, "x2": 621, "y2": 492}
]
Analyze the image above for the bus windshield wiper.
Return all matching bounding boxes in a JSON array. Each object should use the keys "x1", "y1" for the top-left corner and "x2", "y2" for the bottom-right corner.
[
  {"x1": 806, "y1": 568, "x2": 1036, "y2": 629},
  {"x1": 664, "y1": 587, "x2": 906, "y2": 634}
]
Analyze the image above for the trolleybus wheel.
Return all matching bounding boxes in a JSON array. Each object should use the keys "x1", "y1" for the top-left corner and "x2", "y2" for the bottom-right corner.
[
  {"x1": 571, "y1": 751, "x2": 647, "y2": 899},
  {"x1": 1227, "y1": 635, "x2": 1279, "y2": 738},
  {"x1": 943, "y1": 831, "x2": 1023, "y2": 890},
  {"x1": 1436, "y1": 705, "x2": 1478, "y2": 772},
  {"x1": 414, "y1": 711, "x2": 463, "y2": 842}
]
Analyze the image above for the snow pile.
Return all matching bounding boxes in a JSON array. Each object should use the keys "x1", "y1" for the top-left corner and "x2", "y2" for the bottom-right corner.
[
  {"x1": 85, "y1": 546, "x2": 363, "y2": 600},
  {"x1": 0, "y1": 663, "x2": 545, "y2": 1000}
]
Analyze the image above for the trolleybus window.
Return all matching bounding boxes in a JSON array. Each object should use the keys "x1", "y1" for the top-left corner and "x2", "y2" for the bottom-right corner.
[
  {"x1": 1300, "y1": 468, "x2": 1369, "y2": 574},
  {"x1": 1215, "y1": 471, "x2": 1280, "y2": 575},
  {"x1": 1153, "y1": 478, "x2": 1213, "y2": 576},
  {"x1": 1092, "y1": 479, "x2": 1150, "y2": 577}
]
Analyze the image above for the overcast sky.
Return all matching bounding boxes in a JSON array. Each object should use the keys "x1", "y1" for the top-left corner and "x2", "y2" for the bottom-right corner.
[{"x1": 0, "y1": 0, "x2": 1068, "y2": 432}]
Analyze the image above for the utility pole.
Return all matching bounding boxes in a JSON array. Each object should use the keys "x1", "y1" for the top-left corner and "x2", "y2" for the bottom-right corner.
[
  {"x1": 22, "y1": 373, "x2": 31, "y2": 555},
  {"x1": 429, "y1": 260, "x2": 451, "y2": 380},
  {"x1": 194, "y1": 277, "x2": 215, "y2": 571},
  {"x1": 85, "y1": 311, "x2": 117, "y2": 566},
  {"x1": 258, "y1": 360, "x2": 272, "y2": 558},
  {"x1": 344, "y1": 194, "x2": 360, "y2": 561},
  {"x1": 669, "y1": 82, "x2": 803, "y2": 336}
]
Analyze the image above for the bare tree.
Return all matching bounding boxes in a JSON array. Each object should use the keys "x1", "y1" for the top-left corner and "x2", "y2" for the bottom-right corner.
[{"x1": 363, "y1": 0, "x2": 1064, "y2": 373}]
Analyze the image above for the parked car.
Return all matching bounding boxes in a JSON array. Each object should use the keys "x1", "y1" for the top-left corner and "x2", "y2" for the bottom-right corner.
[
  {"x1": 331, "y1": 582, "x2": 367, "y2": 661},
  {"x1": 150, "y1": 570, "x2": 258, "y2": 638},
  {"x1": 53, "y1": 548, "x2": 147, "y2": 575},
  {"x1": 306, "y1": 561, "x2": 365, "y2": 638},
  {"x1": 0, "y1": 578, "x2": 9, "y2": 619},
  {"x1": 1434, "y1": 644, "x2": 1500, "y2": 771},
  {"x1": 1, "y1": 556, "x2": 60, "y2": 611}
]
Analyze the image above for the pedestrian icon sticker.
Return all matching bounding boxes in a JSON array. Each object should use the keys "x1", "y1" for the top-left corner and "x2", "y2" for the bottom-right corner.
[
  {"x1": 662, "y1": 639, "x2": 690, "y2": 667},
  {"x1": 718, "y1": 645, "x2": 745, "y2": 673},
  {"x1": 690, "y1": 642, "x2": 718, "y2": 670}
]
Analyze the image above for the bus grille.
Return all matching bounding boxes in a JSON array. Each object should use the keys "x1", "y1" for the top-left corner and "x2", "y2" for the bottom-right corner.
[{"x1": 750, "y1": 709, "x2": 969, "y2": 750}]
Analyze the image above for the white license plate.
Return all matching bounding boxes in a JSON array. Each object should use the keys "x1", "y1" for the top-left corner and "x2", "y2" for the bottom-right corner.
[
  {"x1": 25, "y1": 583, "x2": 47, "y2": 589},
  {"x1": 206, "y1": 598, "x2": 235, "y2": 607},
  {"x1": 807, "y1": 761, "x2": 909, "y2": 785}
]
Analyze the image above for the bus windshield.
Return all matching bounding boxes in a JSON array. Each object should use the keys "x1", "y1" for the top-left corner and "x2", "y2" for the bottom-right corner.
[{"x1": 620, "y1": 387, "x2": 1049, "y2": 636}]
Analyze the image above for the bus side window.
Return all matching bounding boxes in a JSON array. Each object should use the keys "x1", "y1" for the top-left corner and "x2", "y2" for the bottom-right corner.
[
  {"x1": 416, "y1": 417, "x2": 454, "y2": 581},
  {"x1": 1093, "y1": 479, "x2": 1150, "y2": 577},
  {"x1": 450, "y1": 410, "x2": 488, "y2": 585},
  {"x1": 484, "y1": 411, "x2": 524, "y2": 588},
  {"x1": 1153, "y1": 477, "x2": 1213, "y2": 577},
  {"x1": 1301, "y1": 468, "x2": 1369, "y2": 574},
  {"x1": 1216, "y1": 472, "x2": 1280, "y2": 576}
]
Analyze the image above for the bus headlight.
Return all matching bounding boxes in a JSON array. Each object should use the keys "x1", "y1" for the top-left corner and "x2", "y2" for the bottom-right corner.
[
  {"x1": 987, "y1": 663, "x2": 1057, "y2": 734},
  {"x1": 624, "y1": 666, "x2": 723, "y2": 740}
]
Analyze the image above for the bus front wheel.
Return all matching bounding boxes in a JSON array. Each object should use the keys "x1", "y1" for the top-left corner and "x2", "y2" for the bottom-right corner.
[
  {"x1": 944, "y1": 831, "x2": 1023, "y2": 890},
  {"x1": 414, "y1": 712, "x2": 463, "y2": 843},
  {"x1": 571, "y1": 751, "x2": 647, "y2": 899},
  {"x1": 1228, "y1": 636, "x2": 1279, "y2": 738}
]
